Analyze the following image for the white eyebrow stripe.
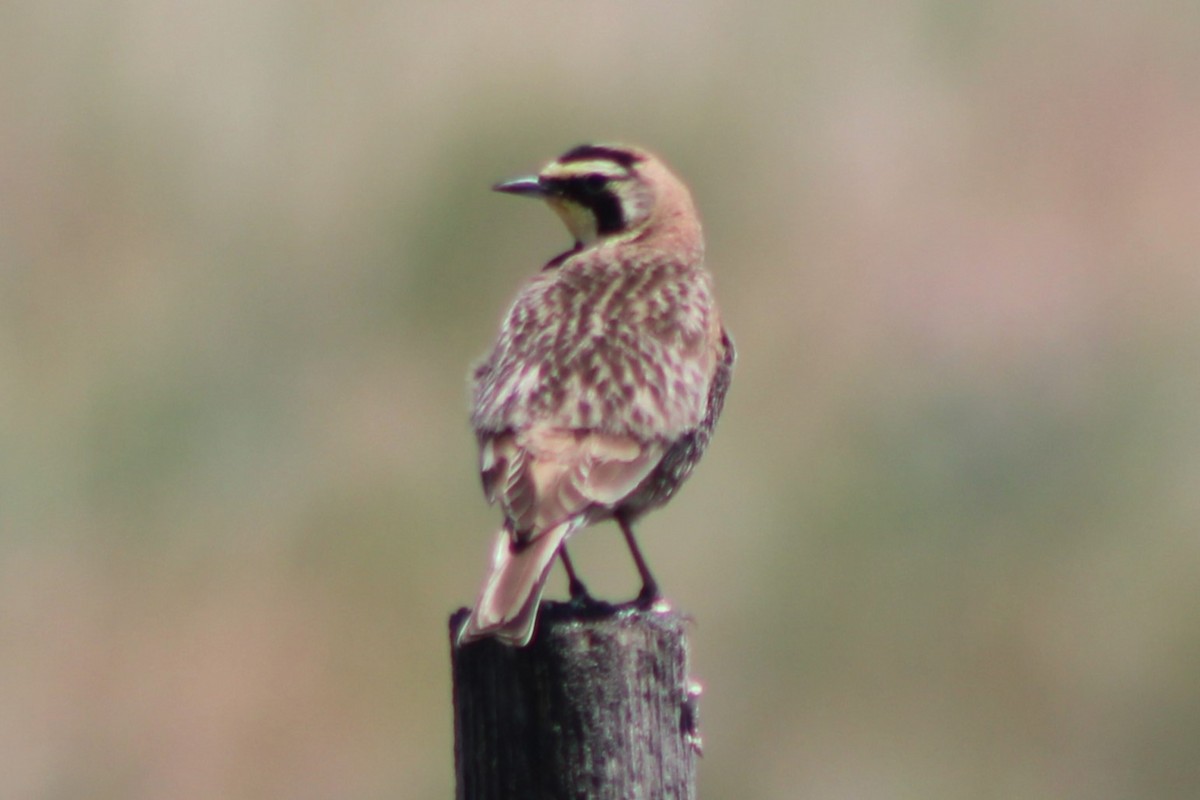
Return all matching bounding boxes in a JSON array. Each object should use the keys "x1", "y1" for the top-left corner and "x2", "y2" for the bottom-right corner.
[{"x1": 541, "y1": 160, "x2": 629, "y2": 180}]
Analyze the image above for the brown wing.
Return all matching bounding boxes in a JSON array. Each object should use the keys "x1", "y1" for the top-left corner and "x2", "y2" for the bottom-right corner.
[{"x1": 480, "y1": 426, "x2": 665, "y2": 540}]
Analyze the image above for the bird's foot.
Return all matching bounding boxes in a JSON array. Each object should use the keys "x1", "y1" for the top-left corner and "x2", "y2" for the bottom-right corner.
[
  {"x1": 568, "y1": 578, "x2": 599, "y2": 607},
  {"x1": 634, "y1": 581, "x2": 662, "y2": 609}
]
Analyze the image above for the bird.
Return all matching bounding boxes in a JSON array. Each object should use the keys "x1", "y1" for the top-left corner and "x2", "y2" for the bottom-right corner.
[{"x1": 457, "y1": 143, "x2": 734, "y2": 647}]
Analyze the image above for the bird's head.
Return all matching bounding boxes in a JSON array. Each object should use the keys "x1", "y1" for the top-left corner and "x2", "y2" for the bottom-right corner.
[{"x1": 493, "y1": 144, "x2": 699, "y2": 249}]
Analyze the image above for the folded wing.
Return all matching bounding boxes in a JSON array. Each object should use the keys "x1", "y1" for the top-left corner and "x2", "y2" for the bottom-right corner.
[{"x1": 459, "y1": 426, "x2": 664, "y2": 645}]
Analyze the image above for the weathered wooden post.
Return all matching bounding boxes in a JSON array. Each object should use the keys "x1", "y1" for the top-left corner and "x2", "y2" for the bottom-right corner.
[{"x1": 450, "y1": 601, "x2": 701, "y2": 800}]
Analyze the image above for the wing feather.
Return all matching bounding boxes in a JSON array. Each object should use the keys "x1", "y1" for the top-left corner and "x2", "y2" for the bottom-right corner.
[{"x1": 479, "y1": 427, "x2": 663, "y2": 538}]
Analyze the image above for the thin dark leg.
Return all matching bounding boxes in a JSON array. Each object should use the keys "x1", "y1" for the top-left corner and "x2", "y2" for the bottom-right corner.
[
  {"x1": 559, "y1": 546, "x2": 592, "y2": 601},
  {"x1": 617, "y1": 512, "x2": 660, "y2": 606}
]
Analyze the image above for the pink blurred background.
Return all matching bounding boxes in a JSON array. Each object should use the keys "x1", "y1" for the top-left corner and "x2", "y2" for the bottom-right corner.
[{"x1": 3, "y1": 2, "x2": 1199, "y2": 797}]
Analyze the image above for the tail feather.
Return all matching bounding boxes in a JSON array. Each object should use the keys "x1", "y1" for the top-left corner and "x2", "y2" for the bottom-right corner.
[{"x1": 457, "y1": 521, "x2": 574, "y2": 647}]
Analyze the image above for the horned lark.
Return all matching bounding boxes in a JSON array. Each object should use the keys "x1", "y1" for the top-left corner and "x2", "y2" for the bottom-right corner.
[{"x1": 459, "y1": 144, "x2": 734, "y2": 646}]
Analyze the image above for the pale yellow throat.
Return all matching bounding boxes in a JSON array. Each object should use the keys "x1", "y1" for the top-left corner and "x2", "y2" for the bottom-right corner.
[{"x1": 547, "y1": 198, "x2": 599, "y2": 246}]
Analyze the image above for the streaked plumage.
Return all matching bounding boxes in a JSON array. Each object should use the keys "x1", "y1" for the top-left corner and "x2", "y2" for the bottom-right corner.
[{"x1": 458, "y1": 144, "x2": 734, "y2": 647}]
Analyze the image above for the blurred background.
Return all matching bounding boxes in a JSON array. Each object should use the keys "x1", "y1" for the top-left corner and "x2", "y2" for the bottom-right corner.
[{"x1": 3, "y1": 2, "x2": 1199, "y2": 798}]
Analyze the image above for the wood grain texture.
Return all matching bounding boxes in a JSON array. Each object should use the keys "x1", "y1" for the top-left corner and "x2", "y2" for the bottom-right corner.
[{"x1": 451, "y1": 602, "x2": 700, "y2": 800}]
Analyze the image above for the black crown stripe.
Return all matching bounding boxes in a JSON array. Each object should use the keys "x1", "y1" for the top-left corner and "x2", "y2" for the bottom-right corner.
[{"x1": 559, "y1": 144, "x2": 642, "y2": 169}]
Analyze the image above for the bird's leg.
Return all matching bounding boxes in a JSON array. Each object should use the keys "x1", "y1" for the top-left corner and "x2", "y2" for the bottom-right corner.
[
  {"x1": 617, "y1": 512, "x2": 660, "y2": 606},
  {"x1": 559, "y1": 546, "x2": 593, "y2": 603}
]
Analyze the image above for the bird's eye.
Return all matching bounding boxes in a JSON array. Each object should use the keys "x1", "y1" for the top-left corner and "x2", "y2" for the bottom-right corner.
[{"x1": 581, "y1": 174, "x2": 607, "y2": 192}]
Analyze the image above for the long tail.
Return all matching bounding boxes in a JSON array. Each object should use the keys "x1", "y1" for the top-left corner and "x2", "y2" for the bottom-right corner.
[{"x1": 457, "y1": 520, "x2": 574, "y2": 647}]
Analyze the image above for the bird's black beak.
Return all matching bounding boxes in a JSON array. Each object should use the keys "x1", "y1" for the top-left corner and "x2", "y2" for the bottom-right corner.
[{"x1": 492, "y1": 176, "x2": 549, "y2": 198}]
